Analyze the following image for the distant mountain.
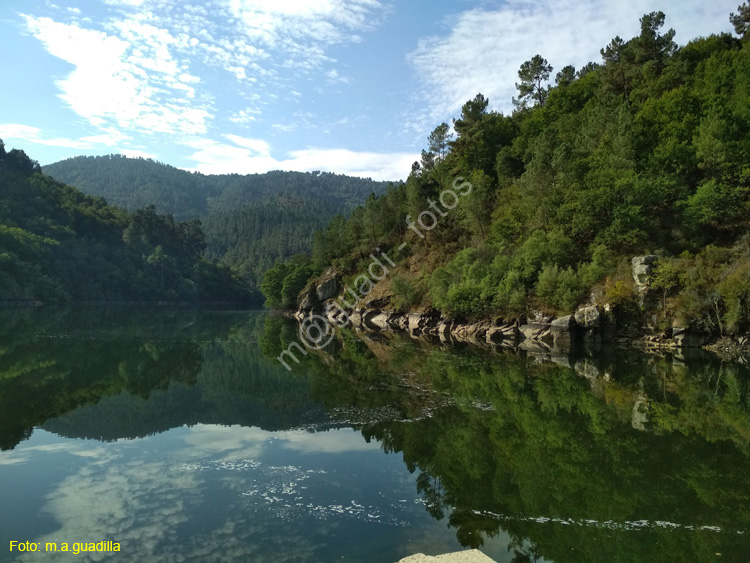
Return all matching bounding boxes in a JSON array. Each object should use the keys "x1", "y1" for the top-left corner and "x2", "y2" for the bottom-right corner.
[
  {"x1": 43, "y1": 155, "x2": 396, "y2": 286},
  {"x1": 44, "y1": 155, "x2": 212, "y2": 220},
  {"x1": 0, "y1": 142, "x2": 251, "y2": 303}
]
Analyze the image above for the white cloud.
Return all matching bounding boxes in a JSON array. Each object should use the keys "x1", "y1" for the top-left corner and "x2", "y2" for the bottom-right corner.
[
  {"x1": 272, "y1": 123, "x2": 297, "y2": 132},
  {"x1": 277, "y1": 428, "x2": 380, "y2": 453},
  {"x1": 22, "y1": 15, "x2": 211, "y2": 136},
  {"x1": 79, "y1": 128, "x2": 130, "y2": 147},
  {"x1": 181, "y1": 424, "x2": 270, "y2": 461},
  {"x1": 326, "y1": 69, "x2": 350, "y2": 84},
  {"x1": 9, "y1": 426, "x2": 405, "y2": 563},
  {"x1": 224, "y1": 133, "x2": 271, "y2": 155},
  {"x1": 283, "y1": 147, "x2": 415, "y2": 180},
  {"x1": 102, "y1": 0, "x2": 146, "y2": 6},
  {"x1": 408, "y1": 0, "x2": 738, "y2": 124},
  {"x1": 180, "y1": 424, "x2": 379, "y2": 459},
  {"x1": 0, "y1": 123, "x2": 152, "y2": 159},
  {"x1": 18, "y1": 0, "x2": 387, "y2": 163},
  {"x1": 228, "y1": 0, "x2": 384, "y2": 46},
  {"x1": 0, "y1": 123, "x2": 104, "y2": 149},
  {"x1": 184, "y1": 138, "x2": 416, "y2": 180},
  {"x1": 229, "y1": 107, "x2": 262, "y2": 125},
  {"x1": 120, "y1": 148, "x2": 157, "y2": 159}
]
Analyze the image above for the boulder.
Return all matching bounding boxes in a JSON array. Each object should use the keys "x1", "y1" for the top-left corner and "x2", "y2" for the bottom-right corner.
[
  {"x1": 402, "y1": 310, "x2": 443, "y2": 334},
  {"x1": 388, "y1": 313, "x2": 404, "y2": 330},
  {"x1": 519, "y1": 323, "x2": 553, "y2": 343},
  {"x1": 497, "y1": 322, "x2": 519, "y2": 340},
  {"x1": 551, "y1": 314, "x2": 576, "y2": 330},
  {"x1": 549, "y1": 352, "x2": 574, "y2": 369},
  {"x1": 486, "y1": 324, "x2": 518, "y2": 343},
  {"x1": 422, "y1": 309, "x2": 443, "y2": 329},
  {"x1": 471, "y1": 323, "x2": 490, "y2": 339},
  {"x1": 574, "y1": 305, "x2": 601, "y2": 329},
  {"x1": 631, "y1": 394, "x2": 649, "y2": 431},
  {"x1": 316, "y1": 273, "x2": 341, "y2": 301},
  {"x1": 550, "y1": 314, "x2": 580, "y2": 346},
  {"x1": 582, "y1": 329, "x2": 603, "y2": 346},
  {"x1": 574, "y1": 358, "x2": 600, "y2": 381},
  {"x1": 298, "y1": 286, "x2": 318, "y2": 311},
  {"x1": 529, "y1": 310, "x2": 554, "y2": 323},
  {"x1": 437, "y1": 320, "x2": 453, "y2": 336},
  {"x1": 407, "y1": 313, "x2": 423, "y2": 333},
  {"x1": 631, "y1": 255, "x2": 658, "y2": 289},
  {"x1": 519, "y1": 339, "x2": 552, "y2": 355},
  {"x1": 349, "y1": 309, "x2": 364, "y2": 327},
  {"x1": 448, "y1": 322, "x2": 488, "y2": 344},
  {"x1": 363, "y1": 311, "x2": 391, "y2": 330}
]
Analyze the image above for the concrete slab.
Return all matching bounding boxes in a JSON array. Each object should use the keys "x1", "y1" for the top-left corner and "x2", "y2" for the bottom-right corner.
[{"x1": 397, "y1": 549, "x2": 496, "y2": 563}]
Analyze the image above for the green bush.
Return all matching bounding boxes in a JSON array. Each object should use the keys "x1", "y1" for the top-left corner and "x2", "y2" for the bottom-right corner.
[
  {"x1": 535, "y1": 264, "x2": 586, "y2": 312},
  {"x1": 391, "y1": 275, "x2": 423, "y2": 312}
]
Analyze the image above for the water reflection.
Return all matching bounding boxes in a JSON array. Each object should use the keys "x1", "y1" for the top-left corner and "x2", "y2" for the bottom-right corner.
[
  {"x1": 265, "y1": 318, "x2": 750, "y2": 562},
  {"x1": 0, "y1": 308, "x2": 749, "y2": 562}
]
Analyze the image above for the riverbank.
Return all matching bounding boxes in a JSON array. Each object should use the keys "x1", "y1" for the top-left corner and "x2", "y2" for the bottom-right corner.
[{"x1": 291, "y1": 255, "x2": 750, "y2": 362}]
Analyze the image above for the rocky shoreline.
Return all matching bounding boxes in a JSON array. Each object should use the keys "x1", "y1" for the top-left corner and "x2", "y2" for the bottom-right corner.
[{"x1": 292, "y1": 255, "x2": 750, "y2": 362}]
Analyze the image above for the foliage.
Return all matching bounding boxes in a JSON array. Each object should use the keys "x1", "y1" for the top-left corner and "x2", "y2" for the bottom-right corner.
[
  {"x1": 299, "y1": 7, "x2": 750, "y2": 333},
  {"x1": 535, "y1": 265, "x2": 586, "y2": 313},
  {"x1": 514, "y1": 54, "x2": 553, "y2": 109},
  {"x1": 43, "y1": 155, "x2": 394, "y2": 289},
  {"x1": 0, "y1": 144, "x2": 253, "y2": 303},
  {"x1": 260, "y1": 255, "x2": 315, "y2": 309},
  {"x1": 664, "y1": 241, "x2": 750, "y2": 334},
  {"x1": 391, "y1": 274, "x2": 424, "y2": 312},
  {"x1": 260, "y1": 317, "x2": 750, "y2": 561}
]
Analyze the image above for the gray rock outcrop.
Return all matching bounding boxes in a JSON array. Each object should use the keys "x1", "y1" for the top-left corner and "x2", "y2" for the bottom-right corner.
[
  {"x1": 519, "y1": 323, "x2": 553, "y2": 343},
  {"x1": 631, "y1": 255, "x2": 658, "y2": 290},
  {"x1": 550, "y1": 314, "x2": 579, "y2": 345},
  {"x1": 316, "y1": 272, "x2": 341, "y2": 301},
  {"x1": 574, "y1": 305, "x2": 601, "y2": 328}
]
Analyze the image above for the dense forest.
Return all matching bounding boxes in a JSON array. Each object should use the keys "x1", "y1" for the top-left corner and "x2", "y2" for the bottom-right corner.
[
  {"x1": 44, "y1": 156, "x2": 393, "y2": 287},
  {"x1": 0, "y1": 142, "x2": 250, "y2": 302},
  {"x1": 264, "y1": 7, "x2": 750, "y2": 337}
]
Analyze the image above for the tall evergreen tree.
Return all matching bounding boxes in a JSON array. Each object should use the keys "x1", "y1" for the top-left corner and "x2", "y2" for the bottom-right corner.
[{"x1": 514, "y1": 55, "x2": 553, "y2": 108}]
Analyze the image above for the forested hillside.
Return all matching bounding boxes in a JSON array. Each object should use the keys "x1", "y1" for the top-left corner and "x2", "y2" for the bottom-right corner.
[
  {"x1": 0, "y1": 141, "x2": 251, "y2": 303},
  {"x1": 43, "y1": 156, "x2": 393, "y2": 286},
  {"x1": 266, "y1": 8, "x2": 750, "y2": 336}
]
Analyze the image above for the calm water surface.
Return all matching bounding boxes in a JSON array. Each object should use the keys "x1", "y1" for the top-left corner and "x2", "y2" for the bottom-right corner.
[{"x1": 1, "y1": 308, "x2": 749, "y2": 562}]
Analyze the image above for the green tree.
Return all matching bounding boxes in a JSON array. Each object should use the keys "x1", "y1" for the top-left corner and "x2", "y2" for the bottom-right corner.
[
  {"x1": 514, "y1": 55, "x2": 553, "y2": 108},
  {"x1": 555, "y1": 65, "x2": 576, "y2": 87},
  {"x1": 600, "y1": 36, "x2": 633, "y2": 105},
  {"x1": 260, "y1": 262, "x2": 290, "y2": 308},
  {"x1": 730, "y1": 2, "x2": 750, "y2": 40},
  {"x1": 453, "y1": 94, "x2": 489, "y2": 138},
  {"x1": 428, "y1": 123, "x2": 453, "y2": 162},
  {"x1": 651, "y1": 260, "x2": 681, "y2": 316}
]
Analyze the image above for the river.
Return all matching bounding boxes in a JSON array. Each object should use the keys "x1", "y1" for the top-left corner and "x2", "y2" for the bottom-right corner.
[{"x1": 1, "y1": 307, "x2": 748, "y2": 562}]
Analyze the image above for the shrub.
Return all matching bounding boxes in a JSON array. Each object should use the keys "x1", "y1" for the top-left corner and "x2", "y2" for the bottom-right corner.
[
  {"x1": 535, "y1": 264, "x2": 586, "y2": 313},
  {"x1": 391, "y1": 274, "x2": 424, "y2": 312}
]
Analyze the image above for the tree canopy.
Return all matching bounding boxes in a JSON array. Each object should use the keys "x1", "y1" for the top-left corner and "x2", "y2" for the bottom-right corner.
[
  {"x1": 266, "y1": 7, "x2": 750, "y2": 335},
  {"x1": 0, "y1": 144, "x2": 253, "y2": 303}
]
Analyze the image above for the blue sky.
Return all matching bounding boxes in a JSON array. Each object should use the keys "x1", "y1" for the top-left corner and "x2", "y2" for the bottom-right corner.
[{"x1": 0, "y1": 0, "x2": 739, "y2": 180}]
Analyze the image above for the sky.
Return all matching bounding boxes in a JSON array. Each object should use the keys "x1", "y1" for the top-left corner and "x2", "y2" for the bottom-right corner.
[{"x1": 0, "y1": 0, "x2": 740, "y2": 181}]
